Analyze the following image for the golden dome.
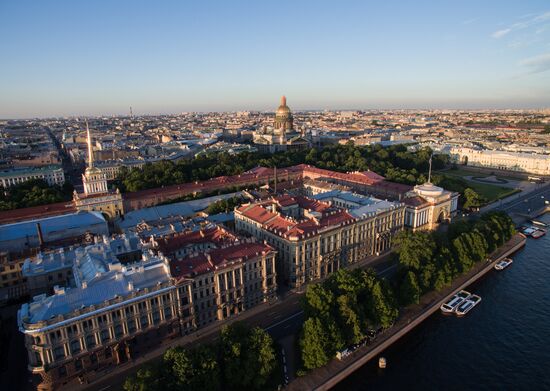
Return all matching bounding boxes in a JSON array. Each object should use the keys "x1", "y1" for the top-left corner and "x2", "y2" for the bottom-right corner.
[{"x1": 276, "y1": 95, "x2": 290, "y2": 115}]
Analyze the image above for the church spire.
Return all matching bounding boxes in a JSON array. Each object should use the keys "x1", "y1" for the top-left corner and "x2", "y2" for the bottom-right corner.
[
  {"x1": 280, "y1": 95, "x2": 286, "y2": 107},
  {"x1": 86, "y1": 120, "x2": 94, "y2": 168},
  {"x1": 428, "y1": 152, "x2": 433, "y2": 184}
]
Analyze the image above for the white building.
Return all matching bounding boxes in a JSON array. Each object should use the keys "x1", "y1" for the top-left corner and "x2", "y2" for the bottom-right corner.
[
  {"x1": 449, "y1": 147, "x2": 550, "y2": 176},
  {"x1": 0, "y1": 165, "x2": 65, "y2": 188}
]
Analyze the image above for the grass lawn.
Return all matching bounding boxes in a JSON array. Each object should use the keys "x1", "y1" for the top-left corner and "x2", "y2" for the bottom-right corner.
[
  {"x1": 438, "y1": 169, "x2": 521, "y2": 204},
  {"x1": 439, "y1": 167, "x2": 523, "y2": 182},
  {"x1": 465, "y1": 181, "x2": 520, "y2": 203}
]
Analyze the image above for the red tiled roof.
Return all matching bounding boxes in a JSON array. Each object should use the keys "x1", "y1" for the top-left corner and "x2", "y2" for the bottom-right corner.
[
  {"x1": 238, "y1": 204, "x2": 278, "y2": 224},
  {"x1": 295, "y1": 196, "x2": 331, "y2": 212},
  {"x1": 0, "y1": 202, "x2": 76, "y2": 225},
  {"x1": 156, "y1": 226, "x2": 237, "y2": 254},
  {"x1": 171, "y1": 242, "x2": 274, "y2": 278},
  {"x1": 274, "y1": 194, "x2": 297, "y2": 207}
]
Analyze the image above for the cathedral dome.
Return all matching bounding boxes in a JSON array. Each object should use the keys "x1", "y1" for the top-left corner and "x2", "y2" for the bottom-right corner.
[
  {"x1": 274, "y1": 95, "x2": 293, "y2": 132},
  {"x1": 276, "y1": 96, "x2": 291, "y2": 115}
]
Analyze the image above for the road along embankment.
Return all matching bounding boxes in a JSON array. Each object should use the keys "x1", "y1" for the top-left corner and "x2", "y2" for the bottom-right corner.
[{"x1": 288, "y1": 233, "x2": 526, "y2": 391}]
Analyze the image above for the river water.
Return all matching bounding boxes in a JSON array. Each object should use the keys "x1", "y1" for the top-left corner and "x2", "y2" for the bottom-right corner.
[{"x1": 336, "y1": 214, "x2": 550, "y2": 391}]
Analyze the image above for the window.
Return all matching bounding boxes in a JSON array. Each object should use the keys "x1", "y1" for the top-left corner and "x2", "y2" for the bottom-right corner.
[
  {"x1": 152, "y1": 311, "x2": 160, "y2": 324},
  {"x1": 70, "y1": 339, "x2": 81, "y2": 355},
  {"x1": 34, "y1": 352, "x2": 43, "y2": 366},
  {"x1": 53, "y1": 346, "x2": 65, "y2": 360},
  {"x1": 100, "y1": 329, "x2": 110, "y2": 343},
  {"x1": 128, "y1": 319, "x2": 137, "y2": 334},
  {"x1": 112, "y1": 322, "x2": 123, "y2": 337},
  {"x1": 74, "y1": 359, "x2": 82, "y2": 370},
  {"x1": 86, "y1": 334, "x2": 96, "y2": 349},
  {"x1": 140, "y1": 315, "x2": 148, "y2": 328},
  {"x1": 58, "y1": 365, "x2": 67, "y2": 377}
]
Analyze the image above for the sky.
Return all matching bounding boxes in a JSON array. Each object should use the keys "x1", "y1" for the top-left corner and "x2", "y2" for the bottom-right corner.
[{"x1": 1, "y1": 0, "x2": 550, "y2": 118}]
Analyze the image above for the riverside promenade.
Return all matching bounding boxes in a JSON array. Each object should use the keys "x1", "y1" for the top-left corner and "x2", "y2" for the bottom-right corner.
[{"x1": 288, "y1": 233, "x2": 527, "y2": 391}]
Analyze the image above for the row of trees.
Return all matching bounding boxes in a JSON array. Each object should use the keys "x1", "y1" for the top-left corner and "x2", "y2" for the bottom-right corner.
[
  {"x1": 299, "y1": 211, "x2": 515, "y2": 373},
  {"x1": 123, "y1": 322, "x2": 278, "y2": 391},
  {"x1": 115, "y1": 144, "x2": 448, "y2": 193},
  {"x1": 0, "y1": 179, "x2": 73, "y2": 211},
  {"x1": 394, "y1": 211, "x2": 516, "y2": 306},
  {"x1": 299, "y1": 269, "x2": 398, "y2": 370}
]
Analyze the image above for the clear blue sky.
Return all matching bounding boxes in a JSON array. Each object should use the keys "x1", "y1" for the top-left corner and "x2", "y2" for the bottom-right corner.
[{"x1": 1, "y1": 0, "x2": 549, "y2": 118}]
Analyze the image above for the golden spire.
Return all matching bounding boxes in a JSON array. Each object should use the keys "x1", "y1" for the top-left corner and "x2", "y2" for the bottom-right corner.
[
  {"x1": 86, "y1": 120, "x2": 94, "y2": 168},
  {"x1": 280, "y1": 95, "x2": 286, "y2": 107}
]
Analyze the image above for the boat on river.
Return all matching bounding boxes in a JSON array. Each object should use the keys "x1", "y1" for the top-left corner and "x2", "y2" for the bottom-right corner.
[
  {"x1": 440, "y1": 290, "x2": 471, "y2": 313},
  {"x1": 455, "y1": 295, "x2": 482, "y2": 316},
  {"x1": 495, "y1": 258, "x2": 513, "y2": 270},
  {"x1": 531, "y1": 229, "x2": 546, "y2": 239}
]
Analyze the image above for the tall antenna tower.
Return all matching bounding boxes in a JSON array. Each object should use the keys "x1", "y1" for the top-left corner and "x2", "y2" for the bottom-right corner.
[{"x1": 130, "y1": 106, "x2": 133, "y2": 118}]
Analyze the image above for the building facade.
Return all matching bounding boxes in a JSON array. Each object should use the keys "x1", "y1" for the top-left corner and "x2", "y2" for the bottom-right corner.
[
  {"x1": 235, "y1": 194, "x2": 405, "y2": 287},
  {"x1": 0, "y1": 165, "x2": 65, "y2": 188},
  {"x1": 72, "y1": 123, "x2": 124, "y2": 219},
  {"x1": 18, "y1": 234, "x2": 277, "y2": 390},
  {"x1": 449, "y1": 147, "x2": 550, "y2": 176},
  {"x1": 403, "y1": 182, "x2": 459, "y2": 231}
]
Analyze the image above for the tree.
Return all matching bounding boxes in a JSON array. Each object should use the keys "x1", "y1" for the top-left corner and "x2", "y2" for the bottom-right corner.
[
  {"x1": 336, "y1": 295, "x2": 364, "y2": 345},
  {"x1": 302, "y1": 283, "x2": 334, "y2": 320},
  {"x1": 300, "y1": 317, "x2": 330, "y2": 370},
  {"x1": 463, "y1": 188, "x2": 485, "y2": 210},
  {"x1": 247, "y1": 327, "x2": 277, "y2": 390},
  {"x1": 123, "y1": 364, "x2": 164, "y2": 391},
  {"x1": 394, "y1": 230, "x2": 436, "y2": 271},
  {"x1": 399, "y1": 271, "x2": 421, "y2": 305},
  {"x1": 220, "y1": 323, "x2": 276, "y2": 390},
  {"x1": 163, "y1": 345, "x2": 220, "y2": 391}
]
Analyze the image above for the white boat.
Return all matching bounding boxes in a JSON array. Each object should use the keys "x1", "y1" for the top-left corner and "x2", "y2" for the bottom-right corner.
[
  {"x1": 495, "y1": 258, "x2": 513, "y2": 270},
  {"x1": 440, "y1": 290, "x2": 471, "y2": 313},
  {"x1": 455, "y1": 294, "x2": 482, "y2": 316},
  {"x1": 522, "y1": 227, "x2": 537, "y2": 237}
]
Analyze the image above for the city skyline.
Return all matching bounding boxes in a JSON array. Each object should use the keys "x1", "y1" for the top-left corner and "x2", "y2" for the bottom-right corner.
[{"x1": 1, "y1": 1, "x2": 550, "y2": 118}]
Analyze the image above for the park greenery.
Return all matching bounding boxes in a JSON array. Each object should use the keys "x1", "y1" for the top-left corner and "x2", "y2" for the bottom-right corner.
[
  {"x1": 298, "y1": 211, "x2": 515, "y2": 371},
  {"x1": 115, "y1": 144, "x2": 449, "y2": 192},
  {"x1": 299, "y1": 268, "x2": 399, "y2": 371},
  {"x1": 123, "y1": 322, "x2": 278, "y2": 391},
  {"x1": 393, "y1": 211, "x2": 515, "y2": 306},
  {"x1": 0, "y1": 179, "x2": 73, "y2": 211}
]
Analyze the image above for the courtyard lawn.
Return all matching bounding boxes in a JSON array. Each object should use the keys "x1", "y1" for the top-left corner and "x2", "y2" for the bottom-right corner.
[
  {"x1": 439, "y1": 167, "x2": 524, "y2": 182},
  {"x1": 465, "y1": 181, "x2": 520, "y2": 203}
]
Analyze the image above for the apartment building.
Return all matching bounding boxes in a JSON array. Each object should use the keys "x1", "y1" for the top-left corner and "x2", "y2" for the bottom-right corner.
[
  {"x1": 170, "y1": 241, "x2": 277, "y2": 328},
  {"x1": 449, "y1": 147, "x2": 550, "y2": 176},
  {"x1": 18, "y1": 232, "x2": 277, "y2": 390},
  {"x1": 18, "y1": 247, "x2": 179, "y2": 390},
  {"x1": 0, "y1": 165, "x2": 65, "y2": 188}
]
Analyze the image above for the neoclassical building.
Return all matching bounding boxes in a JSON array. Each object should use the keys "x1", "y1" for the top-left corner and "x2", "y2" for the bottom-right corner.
[
  {"x1": 253, "y1": 96, "x2": 310, "y2": 153},
  {"x1": 235, "y1": 194, "x2": 405, "y2": 287},
  {"x1": 403, "y1": 182, "x2": 459, "y2": 231},
  {"x1": 73, "y1": 123, "x2": 124, "y2": 219}
]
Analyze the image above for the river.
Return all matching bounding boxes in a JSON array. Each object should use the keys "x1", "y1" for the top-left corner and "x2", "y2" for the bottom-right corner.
[{"x1": 335, "y1": 213, "x2": 550, "y2": 391}]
